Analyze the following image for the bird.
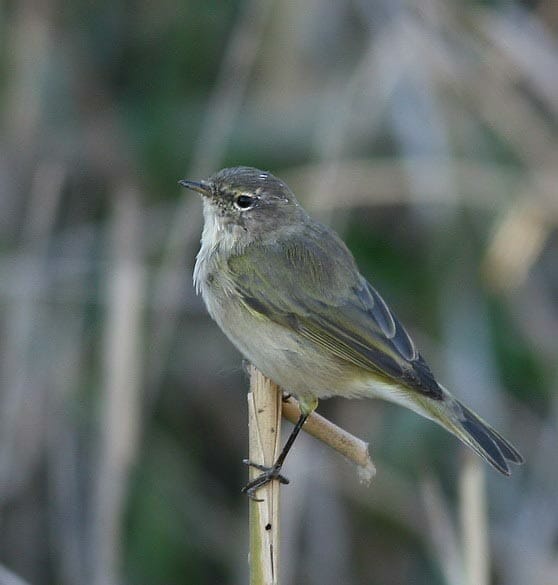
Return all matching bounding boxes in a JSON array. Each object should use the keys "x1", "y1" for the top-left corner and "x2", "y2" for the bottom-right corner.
[{"x1": 180, "y1": 166, "x2": 523, "y2": 497}]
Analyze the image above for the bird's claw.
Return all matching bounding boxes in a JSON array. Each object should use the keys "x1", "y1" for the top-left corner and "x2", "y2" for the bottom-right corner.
[{"x1": 241, "y1": 459, "x2": 290, "y2": 500}]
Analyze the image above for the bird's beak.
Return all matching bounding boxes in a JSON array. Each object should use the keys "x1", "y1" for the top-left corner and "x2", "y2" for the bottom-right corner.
[{"x1": 178, "y1": 179, "x2": 212, "y2": 197}]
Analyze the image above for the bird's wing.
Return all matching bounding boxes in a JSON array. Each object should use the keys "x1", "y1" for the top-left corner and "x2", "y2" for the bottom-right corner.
[{"x1": 227, "y1": 226, "x2": 443, "y2": 399}]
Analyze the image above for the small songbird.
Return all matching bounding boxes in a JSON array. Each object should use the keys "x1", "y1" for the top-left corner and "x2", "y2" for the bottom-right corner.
[{"x1": 180, "y1": 166, "x2": 523, "y2": 497}]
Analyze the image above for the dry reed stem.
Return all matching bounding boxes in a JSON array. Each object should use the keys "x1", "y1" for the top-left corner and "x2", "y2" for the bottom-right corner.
[
  {"x1": 247, "y1": 366, "x2": 282, "y2": 585},
  {"x1": 289, "y1": 159, "x2": 558, "y2": 217},
  {"x1": 482, "y1": 199, "x2": 550, "y2": 292},
  {"x1": 282, "y1": 397, "x2": 376, "y2": 483},
  {"x1": 460, "y1": 453, "x2": 489, "y2": 585},
  {"x1": 420, "y1": 475, "x2": 464, "y2": 585},
  {"x1": 93, "y1": 185, "x2": 144, "y2": 585},
  {"x1": 0, "y1": 161, "x2": 64, "y2": 500},
  {"x1": 0, "y1": 564, "x2": 32, "y2": 585}
]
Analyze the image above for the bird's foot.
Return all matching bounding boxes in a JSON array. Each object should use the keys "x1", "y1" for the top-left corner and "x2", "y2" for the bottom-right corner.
[{"x1": 241, "y1": 459, "x2": 289, "y2": 501}]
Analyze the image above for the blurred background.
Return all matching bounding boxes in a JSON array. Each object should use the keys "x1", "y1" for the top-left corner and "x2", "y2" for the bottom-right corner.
[{"x1": 1, "y1": 0, "x2": 557, "y2": 584}]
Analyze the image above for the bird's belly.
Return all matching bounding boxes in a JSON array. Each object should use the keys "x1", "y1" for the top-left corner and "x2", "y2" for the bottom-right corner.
[{"x1": 204, "y1": 289, "x2": 357, "y2": 401}]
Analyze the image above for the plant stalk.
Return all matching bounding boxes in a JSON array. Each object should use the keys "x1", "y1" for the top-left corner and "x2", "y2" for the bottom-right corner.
[{"x1": 248, "y1": 366, "x2": 282, "y2": 585}]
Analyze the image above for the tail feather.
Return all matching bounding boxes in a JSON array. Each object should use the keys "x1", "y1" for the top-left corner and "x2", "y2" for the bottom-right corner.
[
  {"x1": 422, "y1": 388, "x2": 524, "y2": 476},
  {"x1": 458, "y1": 405, "x2": 514, "y2": 475},
  {"x1": 458, "y1": 403, "x2": 524, "y2": 474},
  {"x1": 461, "y1": 404, "x2": 524, "y2": 465}
]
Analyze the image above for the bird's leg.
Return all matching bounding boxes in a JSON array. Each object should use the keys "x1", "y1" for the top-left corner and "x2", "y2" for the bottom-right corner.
[{"x1": 242, "y1": 412, "x2": 309, "y2": 500}]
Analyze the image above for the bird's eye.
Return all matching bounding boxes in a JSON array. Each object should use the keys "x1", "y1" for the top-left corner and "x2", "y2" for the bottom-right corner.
[{"x1": 234, "y1": 194, "x2": 255, "y2": 210}]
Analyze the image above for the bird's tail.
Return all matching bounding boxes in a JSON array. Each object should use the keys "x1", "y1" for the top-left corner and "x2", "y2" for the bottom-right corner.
[{"x1": 423, "y1": 387, "x2": 524, "y2": 476}]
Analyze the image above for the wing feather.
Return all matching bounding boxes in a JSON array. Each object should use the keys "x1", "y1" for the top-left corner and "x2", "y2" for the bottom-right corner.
[{"x1": 229, "y1": 225, "x2": 442, "y2": 399}]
